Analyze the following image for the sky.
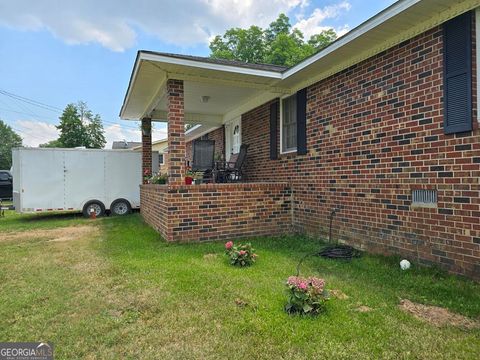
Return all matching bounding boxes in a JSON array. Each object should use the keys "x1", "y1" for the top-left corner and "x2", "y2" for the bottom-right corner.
[{"x1": 0, "y1": 0, "x2": 396, "y2": 147}]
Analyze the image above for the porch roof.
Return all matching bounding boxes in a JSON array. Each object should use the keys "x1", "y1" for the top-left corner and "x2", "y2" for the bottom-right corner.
[{"x1": 120, "y1": 0, "x2": 478, "y2": 127}]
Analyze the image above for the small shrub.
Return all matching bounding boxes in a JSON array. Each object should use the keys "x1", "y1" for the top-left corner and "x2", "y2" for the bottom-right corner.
[
  {"x1": 285, "y1": 276, "x2": 329, "y2": 315},
  {"x1": 225, "y1": 241, "x2": 257, "y2": 267}
]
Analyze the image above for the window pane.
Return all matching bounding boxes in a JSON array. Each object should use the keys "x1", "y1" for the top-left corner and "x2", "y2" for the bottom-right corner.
[
  {"x1": 282, "y1": 95, "x2": 297, "y2": 151},
  {"x1": 159, "y1": 154, "x2": 164, "y2": 165}
]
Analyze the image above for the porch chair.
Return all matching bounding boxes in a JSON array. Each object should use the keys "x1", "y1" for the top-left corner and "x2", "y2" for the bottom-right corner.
[
  {"x1": 218, "y1": 144, "x2": 249, "y2": 182},
  {"x1": 192, "y1": 139, "x2": 216, "y2": 183}
]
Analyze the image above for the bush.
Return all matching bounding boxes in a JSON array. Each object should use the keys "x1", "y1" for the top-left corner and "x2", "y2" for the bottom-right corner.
[
  {"x1": 225, "y1": 241, "x2": 257, "y2": 267},
  {"x1": 285, "y1": 276, "x2": 329, "y2": 315}
]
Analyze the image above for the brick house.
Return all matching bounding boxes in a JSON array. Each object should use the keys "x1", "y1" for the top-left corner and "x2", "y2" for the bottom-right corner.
[{"x1": 120, "y1": 0, "x2": 480, "y2": 278}]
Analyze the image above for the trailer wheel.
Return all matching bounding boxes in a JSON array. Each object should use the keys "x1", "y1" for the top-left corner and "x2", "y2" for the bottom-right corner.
[
  {"x1": 82, "y1": 200, "x2": 106, "y2": 218},
  {"x1": 110, "y1": 199, "x2": 131, "y2": 216}
]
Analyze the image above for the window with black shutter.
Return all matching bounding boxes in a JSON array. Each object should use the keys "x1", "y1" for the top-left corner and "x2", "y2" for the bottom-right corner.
[{"x1": 443, "y1": 11, "x2": 473, "y2": 134}]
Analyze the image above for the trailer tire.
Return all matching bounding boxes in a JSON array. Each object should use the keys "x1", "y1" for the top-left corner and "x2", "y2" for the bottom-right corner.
[
  {"x1": 110, "y1": 199, "x2": 132, "y2": 216},
  {"x1": 82, "y1": 200, "x2": 106, "y2": 218}
]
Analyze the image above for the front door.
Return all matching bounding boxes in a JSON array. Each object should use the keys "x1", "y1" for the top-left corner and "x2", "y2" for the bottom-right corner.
[{"x1": 225, "y1": 117, "x2": 241, "y2": 161}]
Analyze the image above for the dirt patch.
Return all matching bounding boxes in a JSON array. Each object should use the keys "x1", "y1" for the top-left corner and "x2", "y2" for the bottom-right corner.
[
  {"x1": 330, "y1": 289, "x2": 349, "y2": 300},
  {"x1": 399, "y1": 299, "x2": 480, "y2": 330},
  {"x1": 0, "y1": 225, "x2": 99, "y2": 243},
  {"x1": 234, "y1": 298, "x2": 249, "y2": 307},
  {"x1": 355, "y1": 305, "x2": 373, "y2": 313}
]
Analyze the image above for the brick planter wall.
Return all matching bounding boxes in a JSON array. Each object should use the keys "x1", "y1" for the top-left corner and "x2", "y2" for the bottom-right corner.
[
  {"x1": 140, "y1": 183, "x2": 292, "y2": 242},
  {"x1": 140, "y1": 185, "x2": 169, "y2": 240}
]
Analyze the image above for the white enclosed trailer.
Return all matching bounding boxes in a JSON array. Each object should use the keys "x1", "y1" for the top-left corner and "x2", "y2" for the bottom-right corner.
[{"x1": 12, "y1": 148, "x2": 147, "y2": 217}]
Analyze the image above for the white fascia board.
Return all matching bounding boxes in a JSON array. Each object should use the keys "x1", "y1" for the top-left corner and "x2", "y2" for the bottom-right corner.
[
  {"x1": 185, "y1": 124, "x2": 202, "y2": 136},
  {"x1": 282, "y1": 0, "x2": 421, "y2": 78},
  {"x1": 186, "y1": 124, "x2": 222, "y2": 142},
  {"x1": 139, "y1": 52, "x2": 283, "y2": 79}
]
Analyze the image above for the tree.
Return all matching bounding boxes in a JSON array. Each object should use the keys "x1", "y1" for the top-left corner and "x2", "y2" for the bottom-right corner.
[
  {"x1": 52, "y1": 101, "x2": 106, "y2": 149},
  {"x1": 0, "y1": 119, "x2": 22, "y2": 169},
  {"x1": 39, "y1": 139, "x2": 63, "y2": 148},
  {"x1": 57, "y1": 103, "x2": 86, "y2": 148},
  {"x1": 210, "y1": 14, "x2": 337, "y2": 66}
]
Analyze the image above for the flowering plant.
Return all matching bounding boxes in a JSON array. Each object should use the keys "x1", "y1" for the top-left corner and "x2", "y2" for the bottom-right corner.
[
  {"x1": 285, "y1": 276, "x2": 329, "y2": 315},
  {"x1": 143, "y1": 168, "x2": 152, "y2": 183},
  {"x1": 224, "y1": 241, "x2": 257, "y2": 267},
  {"x1": 146, "y1": 171, "x2": 167, "y2": 184}
]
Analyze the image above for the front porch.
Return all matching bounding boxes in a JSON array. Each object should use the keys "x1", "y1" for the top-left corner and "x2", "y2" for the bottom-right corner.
[{"x1": 121, "y1": 57, "x2": 292, "y2": 241}]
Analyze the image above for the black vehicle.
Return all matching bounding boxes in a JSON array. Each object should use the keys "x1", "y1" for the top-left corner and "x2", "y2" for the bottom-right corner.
[{"x1": 0, "y1": 170, "x2": 13, "y2": 200}]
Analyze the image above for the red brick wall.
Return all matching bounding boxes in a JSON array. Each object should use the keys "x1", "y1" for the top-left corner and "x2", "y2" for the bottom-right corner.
[
  {"x1": 141, "y1": 118, "x2": 152, "y2": 183},
  {"x1": 140, "y1": 185, "x2": 169, "y2": 240},
  {"x1": 208, "y1": 126, "x2": 225, "y2": 161},
  {"x1": 140, "y1": 183, "x2": 291, "y2": 242},
  {"x1": 167, "y1": 79, "x2": 186, "y2": 185},
  {"x1": 240, "y1": 24, "x2": 480, "y2": 278}
]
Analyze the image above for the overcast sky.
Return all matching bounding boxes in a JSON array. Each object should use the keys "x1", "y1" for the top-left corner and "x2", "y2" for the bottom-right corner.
[{"x1": 0, "y1": 0, "x2": 396, "y2": 147}]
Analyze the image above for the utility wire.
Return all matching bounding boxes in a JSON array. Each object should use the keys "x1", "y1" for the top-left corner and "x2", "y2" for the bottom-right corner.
[{"x1": 0, "y1": 89, "x2": 141, "y2": 130}]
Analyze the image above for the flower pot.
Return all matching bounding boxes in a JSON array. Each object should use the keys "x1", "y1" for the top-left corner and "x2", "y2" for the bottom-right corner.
[{"x1": 185, "y1": 176, "x2": 193, "y2": 185}]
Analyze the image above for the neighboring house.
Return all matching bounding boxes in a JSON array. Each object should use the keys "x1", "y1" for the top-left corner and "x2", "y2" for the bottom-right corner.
[
  {"x1": 120, "y1": 0, "x2": 480, "y2": 279},
  {"x1": 112, "y1": 141, "x2": 142, "y2": 149}
]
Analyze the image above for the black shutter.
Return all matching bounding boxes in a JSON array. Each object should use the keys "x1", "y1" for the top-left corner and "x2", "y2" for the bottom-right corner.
[
  {"x1": 269, "y1": 101, "x2": 278, "y2": 160},
  {"x1": 296, "y1": 88, "x2": 307, "y2": 155},
  {"x1": 443, "y1": 11, "x2": 472, "y2": 134}
]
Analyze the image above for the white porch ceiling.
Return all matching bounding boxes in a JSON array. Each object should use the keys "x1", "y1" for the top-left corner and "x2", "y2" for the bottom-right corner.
[{"x1": 152, "y1": 81, "x2": 263, "y2": 124}]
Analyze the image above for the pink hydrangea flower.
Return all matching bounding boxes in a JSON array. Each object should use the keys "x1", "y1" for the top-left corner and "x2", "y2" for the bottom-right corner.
[
  {"x1": 239, "y1": 250, "x2": 246, "y2": 256},
  {"x1": 225, "y1": 241, "x2": 233, "y2": 250},
  {"x1": 298, "y1": 282, "x2": 308, "y2": 290}
]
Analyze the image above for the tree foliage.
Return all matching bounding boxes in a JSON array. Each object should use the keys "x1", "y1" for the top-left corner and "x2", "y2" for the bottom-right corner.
[
  {"x1": 45, "y1": 101, "x2": 106, "y2": 149},
  {"x1": 210, "y1": 14, "x2": 337, "y2": 67},
  {"x1": 0, "y1": 119, "x2": 22, "y2": 169}
]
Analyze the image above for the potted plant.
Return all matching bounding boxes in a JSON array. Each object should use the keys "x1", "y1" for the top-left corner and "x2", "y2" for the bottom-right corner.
[
  {"x1": 185, "y1": 169, "x2": 194, "y2": 185},
  {"x1": 193, "y1": 172, "x2": 203, "y2": 185}
]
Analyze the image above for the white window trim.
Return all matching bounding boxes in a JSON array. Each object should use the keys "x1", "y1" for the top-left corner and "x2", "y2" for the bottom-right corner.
[
  {"x1": 476, "y1": 8, "x2": 480, "y2": 123},
  {"x1": 280, "y1": 94, "x2": 298, "y2": 154}
]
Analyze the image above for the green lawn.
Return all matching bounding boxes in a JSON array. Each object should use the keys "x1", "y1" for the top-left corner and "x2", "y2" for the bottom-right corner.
[{"x1": 0, "y1": 211, "x2": 479, "y2": 359}]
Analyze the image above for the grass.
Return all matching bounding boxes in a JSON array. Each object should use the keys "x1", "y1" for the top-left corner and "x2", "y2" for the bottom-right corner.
[{"x1": 0, "y1": 211, "x2": 479, "y2": 359}]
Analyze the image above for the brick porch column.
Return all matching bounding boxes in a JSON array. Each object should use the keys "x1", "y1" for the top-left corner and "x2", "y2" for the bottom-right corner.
[
  {"x1": 167, "y1": 79, "x2": 186, "y2": 185},
  {"x1": 141, "y1": 117, "x2": 152, "y2": 183}
]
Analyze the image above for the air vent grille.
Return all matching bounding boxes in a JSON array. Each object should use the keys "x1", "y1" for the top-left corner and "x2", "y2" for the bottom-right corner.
[{"x1": 412, "y1": 189, "x2": 437, "y2": 208}]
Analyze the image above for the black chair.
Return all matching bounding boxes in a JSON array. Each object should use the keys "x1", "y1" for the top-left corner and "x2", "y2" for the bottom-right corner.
[
  {"x1": 218, "y1": 144, "x2": 249, "y2": 182},
  {"x1": 192, "y1": 139, "x2": 215, "y2": 183}
]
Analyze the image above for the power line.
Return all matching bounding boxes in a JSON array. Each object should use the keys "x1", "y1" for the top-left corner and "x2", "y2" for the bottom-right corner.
[
  {"x1": 0, "y1": 89, "x2": 62, "y2": 112},
  {"x1": 0, "y1": 89, "x2": 142, "y2": 131}
]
